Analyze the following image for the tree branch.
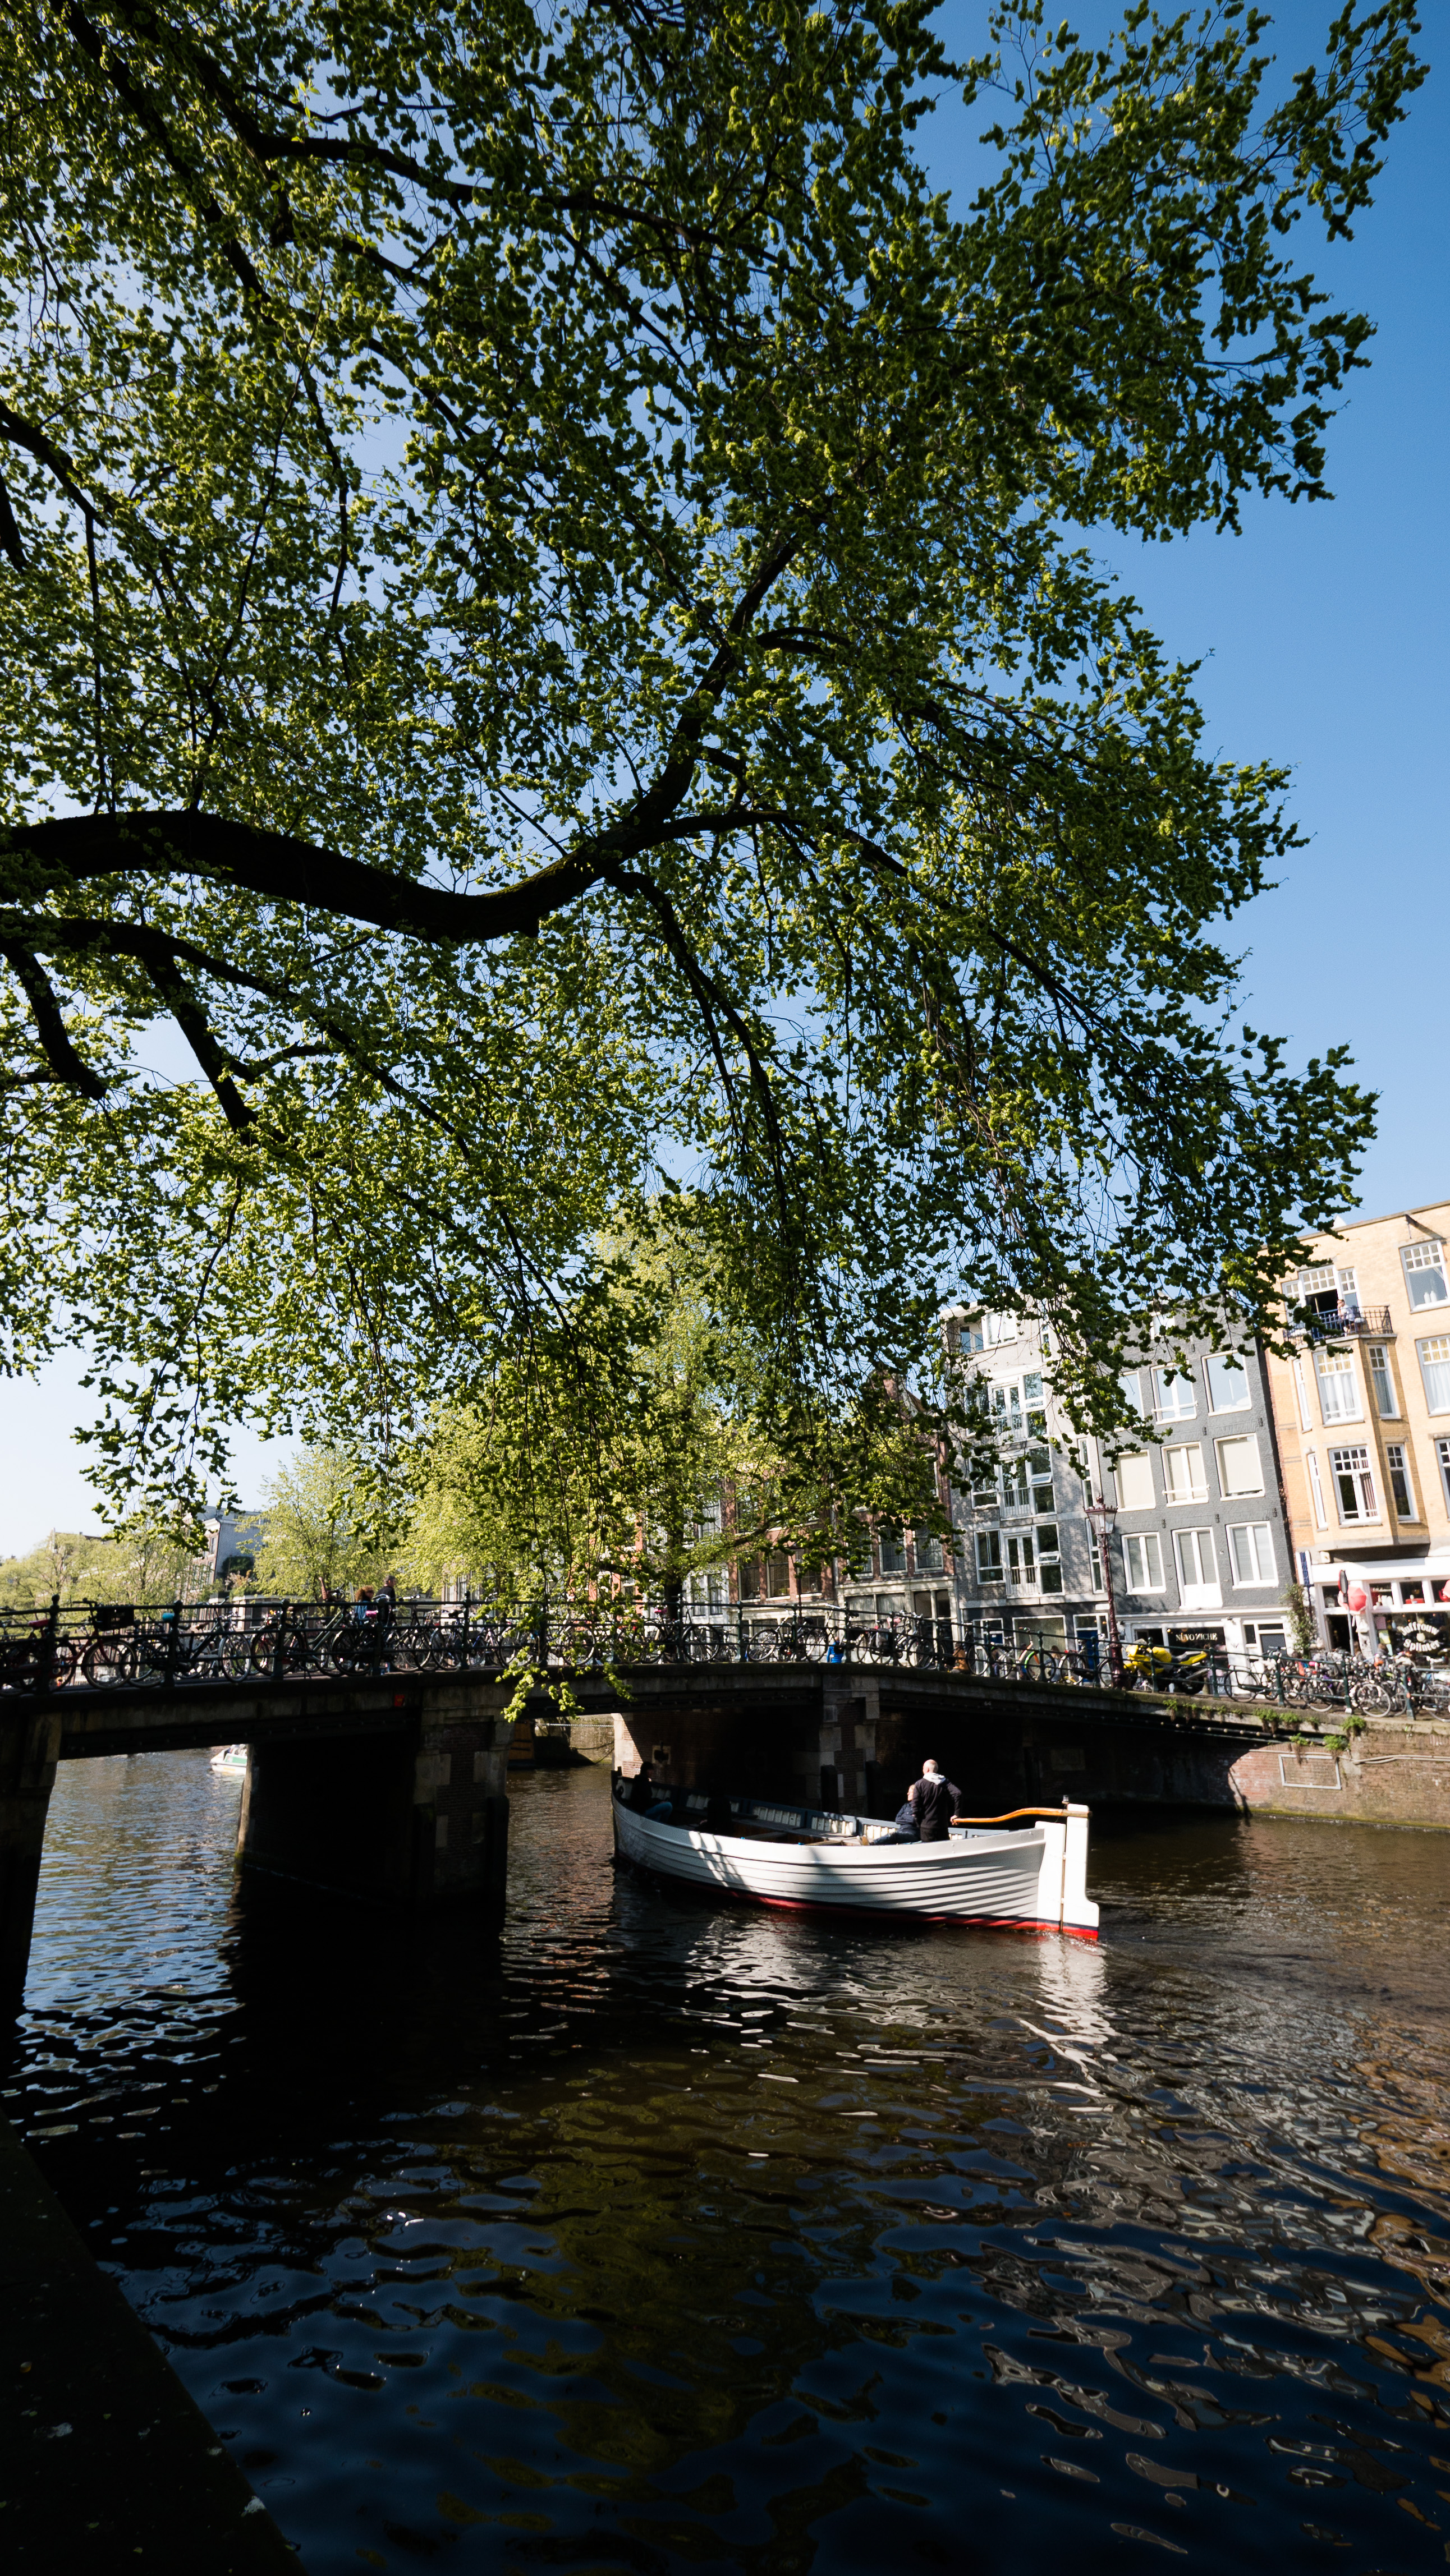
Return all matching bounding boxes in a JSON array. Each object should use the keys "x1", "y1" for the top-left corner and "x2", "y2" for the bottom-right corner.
[{"x1": 0, "y1": 938, "x2": 108, "y2": 1097}]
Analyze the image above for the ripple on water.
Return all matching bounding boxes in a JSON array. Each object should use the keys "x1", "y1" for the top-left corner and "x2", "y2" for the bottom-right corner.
[{"x1": 10, "y1": 1755, "x2": 1450, "y2": 2573}]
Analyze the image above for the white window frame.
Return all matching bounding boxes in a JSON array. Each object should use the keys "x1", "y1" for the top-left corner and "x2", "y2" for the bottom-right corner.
[
  {"x1": 1417, "y1": 1335, "x2": 1450, "y2": 1416},
  {"x1": 1162, "y1": 1442, "x2": 1208, "y2": 1505},
  {"x1": 1174, "y1": 1526, "x2": 1220, "y2": 1603},
  {"x1": 1329, "y1": 1444, "x2": 1379, "y2": 1525},
  {"x1": 1204, "y1": 1351, "x2": 1252, "y2": 1414},
  {"x1": 1367, "y1": 1346, "x2": 1399, "y2": 1419},
  {"x1": 1151, "y1": 1367, "x2": 1196, "y2": 1423},
  {"x1": 1436, "y1": 1438, "x2": 1450, "y2": 1515},
  {"x1": 1214, "y1": 1434, "x2": 1264, "y2": 1498},
  {"x1": 1115, "y1": 1452, "x2": 1155, "y2": 1511},
  {"x1": 976, "y1": 1530, "x2": 1003, "y2": 1580},
  {"x1": 984, "y1": 1310, "x2": 1018, "y2": 1346},
  {"x1": 1315, "y1": 1348, "x2": 1362, "y2": 1425},
  {"x1": 1227, "y1": 1522, "x2": 1277, "y2": 1585},
  {"x1": 1305, "y1": 1448, "x2": 1329, "y2": 1530},
  {"x1": 1384, "y1": 1443, "x2": 1418, "y2": 1522},
  {"x1": 1123, "y1": 1530, "x2": 1165, "y2": 1592},
  {"x1": 1402, "y1": 1239, "x2": 1449, "y2": 1313}
]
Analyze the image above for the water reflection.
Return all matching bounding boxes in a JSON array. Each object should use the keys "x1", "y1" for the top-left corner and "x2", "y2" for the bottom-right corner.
[{"x1": 10, "y1": 1757, "x2": 1450, "y2": 2571}]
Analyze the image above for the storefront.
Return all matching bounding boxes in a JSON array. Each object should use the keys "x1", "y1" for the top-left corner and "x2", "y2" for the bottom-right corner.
[{"x1": 1319, "y1": 1559, "x2": 1450, "y2": 1656}]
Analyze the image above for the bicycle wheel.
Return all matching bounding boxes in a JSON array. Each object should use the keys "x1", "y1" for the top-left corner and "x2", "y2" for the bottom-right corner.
[{"x1": 81, "y1": 1635, "x2": 135, "y2": 1686}]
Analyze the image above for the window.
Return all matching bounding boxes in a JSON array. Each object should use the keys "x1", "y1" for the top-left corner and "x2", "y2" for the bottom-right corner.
[
  {"x1": 1315, "y1": 1349, "x2": 1362, "y2": 1424},
  {"x1": 1124, "y1": 1531, "x2": 1165, "y2": 1591},
  {"x1": 1437, "y1": 1439, "x2": 1450, "y2": 1514},
  {"x1": 984, "y1": 1310, "x2": 1018, "y2": 1345},
  {"x1": 1174, "y1": 1528, "x2": 1219, "y2": 1599},
  {"x1": 1116, "y1": 1452, "x2": 1155, "y2": 1510},
  {"x1": 912, "y1": 1526, "x2": 944, "y2": 1572},
  {"x1": 1368, "y1": 1346, "x2": 1399, "y2": 1418},
  {"x1": 1305, "y1": 1449, "x2": 1328, "y2": 1530},
  {"x1": 1163, "y1": 1443, "x2": 1208, "y2": 1503},
  {"x1": 1204, "y1": 1351, "x2": 1252, "y2": 1413},
  {"x1": 1086, "y1": 1522, "x2": 1105, "y2": 1591},
  {"x1": 765, "y1": 1549, "x2": 791, "y2": 1595},
  {"x1": 1385, "y1": 1444, "x2": 1417, "y2": 1520},
  {"x1": 1418, "y1": 1336, "x2": 1450, "y2": 1415},
  {"x1": 1152, "y1": 1368, "x2": 1196, "y2": 1422},
  {"x1": 991, "y1": 1381, "x2": 1023, "y2": 1429},
  {"x1": 1228, "y1": 1522, "x2": 1276, "y2": 1584},
  {"x1": 1006, "y1": 1532, "x2": 1035, "y2": 1583},
  {"x1": 1329, "y1": 1445, "x2": 1378, "y2": 1524},
  {"x1": 740, "y1": 1559, "x2": 762, "y2": 1600},
  {"x1": 976, "y1": 1531, "x2": 1003, "y2": 1580},
  {"x1": 878, "y1": 1530, "x2": 905, "y2": 1574},
  {"x1": 1215, "y1": 1434, "x2": 1264, "y2": 1497},
  {"x1": 1402, "y1": 1240, "x2": 1449, "y2": 1312},
  {"x1": 1022, "y1": 1372, "x2": 1046, "y2": 1433},
  {"x1": 1119, "y1": 1368, "x2": 1144, "y2": 1417},
  {"x1": 1298, "y1": 1262, "x2": 1357, "y2": 1314}
]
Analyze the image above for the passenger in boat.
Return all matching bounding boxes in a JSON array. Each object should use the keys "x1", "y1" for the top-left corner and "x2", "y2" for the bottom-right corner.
[
  {"x1": 625, "y1": 1767, "x2": 675, "y2": 1820},
  {"x1": 908, "y1": 1758, "x2": 962, "y2": 1842},
  {"x1": 892, "y1": 1799, "x2": 920, "y2": 1839}
]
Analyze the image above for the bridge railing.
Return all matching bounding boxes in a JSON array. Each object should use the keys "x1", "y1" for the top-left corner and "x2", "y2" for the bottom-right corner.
[{"x1": 0, "y1": 1593, "x2": 1327, "y2": 1710}]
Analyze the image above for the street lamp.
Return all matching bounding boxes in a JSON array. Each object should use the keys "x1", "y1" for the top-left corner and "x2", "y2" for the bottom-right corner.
[{"x1": 1084, "y1": 1489, "x2": 1123, "y2": 1687}]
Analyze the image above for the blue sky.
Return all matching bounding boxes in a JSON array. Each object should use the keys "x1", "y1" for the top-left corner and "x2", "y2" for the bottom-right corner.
[{"x1": 0, "y1": 6, "x2": 1442, "y2": 1556}]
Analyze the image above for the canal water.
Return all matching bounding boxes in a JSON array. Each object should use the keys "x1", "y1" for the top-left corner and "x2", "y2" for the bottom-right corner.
[{"x1": 8, "y1": 1756, "x2": 1450, "y2": 2574}]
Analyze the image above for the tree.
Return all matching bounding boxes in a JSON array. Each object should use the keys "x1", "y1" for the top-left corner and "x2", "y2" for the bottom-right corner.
[
  {"x1": 406, "y1": 1238, "x2": 768, "y2": 1611},
  {"x1": 0, "y1": 1516, "x2": 205, "y2": 1607},
  {"x1": 0, "y1": 0, "x2": 1423, "y2": 1518},
  {"x1": 404, "y1": 1220, "x2": 965, "y2": 1611},
  {"x1": 251, "y1": 1447, "x2": 392, "y2": 1599}
]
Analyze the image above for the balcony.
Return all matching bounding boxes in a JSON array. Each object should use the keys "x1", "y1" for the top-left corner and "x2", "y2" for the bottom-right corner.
[{"x1": 1288, "y1": 1303, "x2": 1392, "y2": 1343}]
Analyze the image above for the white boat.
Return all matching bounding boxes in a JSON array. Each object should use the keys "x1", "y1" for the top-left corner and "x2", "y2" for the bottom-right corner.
[
  {"x1": 612, "y1": 1783, "x2": 1099, "y2": 1937},
  {"x1": 210, "y1": 1744, "x2": 247, "y2": 1773}
]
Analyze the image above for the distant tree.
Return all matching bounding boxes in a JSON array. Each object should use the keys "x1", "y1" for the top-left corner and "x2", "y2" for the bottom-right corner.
[
  {"x1": 250, "y1": 1448, "x2": 392, "y2": 1600},
  {"x1": 405, "y1": 1222, "x2": 962, "y2": 1610},
  {"x1": 0, "y1": 1516, "x2": 205, "y2": 1607}
]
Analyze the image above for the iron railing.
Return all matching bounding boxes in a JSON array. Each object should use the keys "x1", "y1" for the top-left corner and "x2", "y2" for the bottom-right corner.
[
  {"x1": 0, "y1": 1594, "x2": 1419, "y2": 1714},
  {"x1": 1288, "y1": 1304, "x2": 1393, "y2": 1341}
]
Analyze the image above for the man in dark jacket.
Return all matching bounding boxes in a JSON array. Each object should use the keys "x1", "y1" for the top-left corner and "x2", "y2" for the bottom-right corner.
[{"x1": 907, "y1": 1758, "x2": 962, "y2": 1843}]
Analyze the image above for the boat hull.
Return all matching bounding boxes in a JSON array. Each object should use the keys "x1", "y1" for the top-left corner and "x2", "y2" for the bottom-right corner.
[{"x1": 612, "y1": 1793, "x2": 1098, "y2": 1935}]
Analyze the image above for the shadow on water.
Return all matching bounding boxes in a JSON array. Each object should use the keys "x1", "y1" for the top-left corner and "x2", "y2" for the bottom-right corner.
[{"x1": 8, "y1": 1756, "x2": 1450, "y2": 2572}]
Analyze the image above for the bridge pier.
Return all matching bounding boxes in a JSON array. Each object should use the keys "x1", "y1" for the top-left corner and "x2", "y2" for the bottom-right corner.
[
  {"x1": 0, "y1": 1673, "x2": 516, "y2": 2014},
  {"x1": 0, "y1": 1708, "x2": 62, "y2": 2013},
  {"x1": 236, "y1": 1697, "x2": 510, "y2": 1917}
]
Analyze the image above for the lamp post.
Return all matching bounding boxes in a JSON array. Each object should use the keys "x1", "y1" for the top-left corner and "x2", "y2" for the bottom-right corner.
[{"x1": 1084, "y1": 1490, "x2": 1123, "y2": 1687}]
